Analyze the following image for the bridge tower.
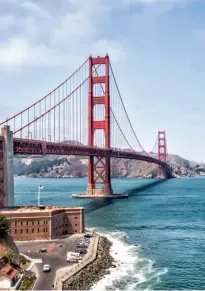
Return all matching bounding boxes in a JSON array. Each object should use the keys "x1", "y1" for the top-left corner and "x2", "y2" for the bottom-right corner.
[
  {"x1": 157, "y1": 130, "x2": 167, "y2": 178},
  {"x1": 86, "y1": 55, "x2": 113, "y2": 196},
  {"x1": 73, "y1": 55, "x2": 128, "y2": 199}
]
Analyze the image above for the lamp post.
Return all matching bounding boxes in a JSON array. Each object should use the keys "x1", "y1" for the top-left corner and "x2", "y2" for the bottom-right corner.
[{"x1": 37, "y1": 185, "x2": 44, "y2": 206}]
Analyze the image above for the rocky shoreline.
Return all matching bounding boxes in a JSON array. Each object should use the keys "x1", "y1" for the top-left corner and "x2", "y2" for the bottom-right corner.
[{"x1": 62, "y1": 236, "x2": 115, "y2": 290}]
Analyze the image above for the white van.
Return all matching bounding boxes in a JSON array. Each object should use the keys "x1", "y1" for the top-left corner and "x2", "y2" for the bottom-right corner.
[{"x1": 67, "y1": 252, "x2": 78, "y2": 263}]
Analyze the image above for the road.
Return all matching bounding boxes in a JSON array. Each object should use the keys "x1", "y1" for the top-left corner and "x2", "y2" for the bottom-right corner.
[{"x1": 16, "y1": 235, "x2": 82, "y2": 290}]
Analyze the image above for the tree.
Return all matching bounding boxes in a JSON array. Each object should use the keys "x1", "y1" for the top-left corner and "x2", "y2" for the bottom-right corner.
[
  {"x1": 0, "y1": 215, "x2": 10, "y2": 238},
  {"x1": 2, "y1": 249, "x2": 13, "y2": 264}
]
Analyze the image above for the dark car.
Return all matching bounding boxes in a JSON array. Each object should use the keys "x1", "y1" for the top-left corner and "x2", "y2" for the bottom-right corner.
[
  {"x1": 76, "y1": 248, "x2": 87, "y2": 254},
  {"x1": 39, "y1": 248, "x2": 47, "y2": 253},
  {"x1": 76, "y1": 245, "x2": 87, "y2": 250},
  {"x1": 84, "y1": 234, "x2": 92, "y2": 238}
]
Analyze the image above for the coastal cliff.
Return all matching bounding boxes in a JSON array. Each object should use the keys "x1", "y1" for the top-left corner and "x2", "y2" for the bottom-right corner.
[{"x1": 14, "y1": 153, "x2": 203, "y2": 178}]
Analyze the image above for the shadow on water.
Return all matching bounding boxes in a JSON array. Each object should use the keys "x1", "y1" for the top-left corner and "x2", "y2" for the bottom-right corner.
[
  {"x1": 126, "y1": 179, "x2": 168, "y2": 197},
  {"x1": 84, "y1": 179, "x2": 169, "y2": 213},
  {"x1": 85, "y1": 198, "x2": 113, "y2": 214}
]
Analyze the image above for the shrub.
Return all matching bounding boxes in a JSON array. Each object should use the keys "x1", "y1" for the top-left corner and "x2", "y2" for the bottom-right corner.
[
  {"x1": 19, "y1": 274, "x2": 36, "y2": 290},
  {"x1": 0, "y1": 215, "x2": 9, "y2": 238}
]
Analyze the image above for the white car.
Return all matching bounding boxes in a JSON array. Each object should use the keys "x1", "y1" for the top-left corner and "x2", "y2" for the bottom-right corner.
[{"x1": 43, "y1": 264, "x2": 51, "y2": 272}]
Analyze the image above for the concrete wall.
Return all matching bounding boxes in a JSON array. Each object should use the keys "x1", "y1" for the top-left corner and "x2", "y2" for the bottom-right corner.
[
  {"x1": 1, "y1": 126, "x2": 14, "y2": 207},
  {"x1": 0, "y1": 137, "x2": 5, "y2": 208},
  {"x1": 51, "y1": 208, "x2": 84, "y2": 238},
  {"x1": 8, "y1": 217, "x2": 50, "y2": 241}
]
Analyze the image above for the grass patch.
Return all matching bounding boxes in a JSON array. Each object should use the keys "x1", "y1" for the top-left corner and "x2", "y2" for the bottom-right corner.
[{"x1": 19, "y1": 274, "x2": 36, "y2": 290}]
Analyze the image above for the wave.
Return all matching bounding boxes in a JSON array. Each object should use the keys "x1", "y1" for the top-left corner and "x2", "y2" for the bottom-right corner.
[{"x1": 91, "y1": 230, "x2": 168, "y2": 290}]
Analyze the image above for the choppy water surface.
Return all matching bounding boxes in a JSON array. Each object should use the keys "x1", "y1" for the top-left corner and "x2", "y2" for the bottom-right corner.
[{"x1": 15, "y1": 177, "x2": 205, "y2": 290}]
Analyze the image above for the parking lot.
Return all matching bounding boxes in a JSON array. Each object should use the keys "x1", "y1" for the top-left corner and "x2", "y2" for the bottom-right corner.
[{"x1": 16, "y1": 235, "x2": 83, "y2": 290}]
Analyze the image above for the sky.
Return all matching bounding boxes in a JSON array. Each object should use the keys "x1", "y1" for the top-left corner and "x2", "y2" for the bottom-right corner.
[{"x1": 0, "y1": 0, "x2": 205, "y2": 162}]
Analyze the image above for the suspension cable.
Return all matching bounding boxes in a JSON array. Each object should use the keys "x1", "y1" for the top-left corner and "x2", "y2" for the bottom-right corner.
[
  {"x1": 109, "y1": 60, "x2": 149, "y2": 156},
  {"x1": 92, "y1": 65, "x2": 134, "y2": 151}
]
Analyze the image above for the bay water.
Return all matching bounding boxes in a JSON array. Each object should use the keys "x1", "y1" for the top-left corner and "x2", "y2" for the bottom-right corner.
[{"x1": 14, "y1": 177, "x2": 205, "y2": 290}]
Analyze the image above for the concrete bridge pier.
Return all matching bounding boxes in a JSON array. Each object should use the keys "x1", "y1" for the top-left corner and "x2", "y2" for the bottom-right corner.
[
  {"x1": 157, "y1": 165, "x2": 173, "y2": 179},
  {"x1": 0, "y1": 125, "x2": 14, "y2": 208}
]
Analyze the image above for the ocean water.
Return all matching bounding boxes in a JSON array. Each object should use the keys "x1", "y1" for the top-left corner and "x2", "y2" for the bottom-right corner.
[{"x1": 14, "y1": 177, "x2": 205, "y2": 290}]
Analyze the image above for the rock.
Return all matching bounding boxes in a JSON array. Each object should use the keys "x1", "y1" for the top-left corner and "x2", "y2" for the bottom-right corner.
[{"x1": 63, "y1": 236, "x2": 114, "y2": 290}]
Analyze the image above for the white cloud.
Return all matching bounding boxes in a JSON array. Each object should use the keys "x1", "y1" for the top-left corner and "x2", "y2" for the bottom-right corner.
[
  {"x1": 0, "y1": 35, "x2": 86, "y2": 70},
  {"x1": 93, "y1": 40, "x2": 124, "y2": 61},
  {"x1": 0, "y1": 0, "x2": 123, "y2": 71},
  {"x1": 21, "y1": 1, "x2": 50, "y2": 19},
  {"x1": 0, "y1": 14, "x2": 15, "y2": 30},
  {"x1": 124, "y1": 0, "x2": 184, "y2": 4}
]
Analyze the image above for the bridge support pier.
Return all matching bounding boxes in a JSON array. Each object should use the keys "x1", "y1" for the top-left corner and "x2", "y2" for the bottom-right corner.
[
  {"x1": 157, "y1": 166, "x2": 167, "y2": 179},
  {"x1": 0, "y1": 125, "x2": 14, "y2": 208}
]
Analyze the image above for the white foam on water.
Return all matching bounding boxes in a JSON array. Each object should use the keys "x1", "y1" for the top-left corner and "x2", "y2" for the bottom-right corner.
[{"x1": 91, "y1": 230, "x2": 168, "y2": 291}]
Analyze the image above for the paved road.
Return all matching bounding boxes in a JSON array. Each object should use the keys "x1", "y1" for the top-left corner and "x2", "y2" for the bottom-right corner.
[{"x1": 17, "y1": 235, "x2": 82, "y2": 290}]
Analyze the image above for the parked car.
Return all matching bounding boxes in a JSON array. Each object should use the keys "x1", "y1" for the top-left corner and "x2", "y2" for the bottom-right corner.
[
  {"x1": 76, "y1": 244, "x2": 87, "y2": 249},
  {"x1": 76, "y1": 248, "x2": 87, "y2": 254},
  {"x1": 84, "y1": 233, "x2": 92, "y2": 238},
  {"x1": 79, "y1": 241, "x2": 89, "y2": 245},
  {"x1": 81, "y1": 238, "x2": 90, "y2": 242},
  {"x1": 43, "y1": 264, "x2": 51, "y2": 272},
  {"x1": 39, "y1": 248, "x2": 47, "y2": 253},
  {"x1": 80, "y1": 241, "x2": 89, "y2": 245}
]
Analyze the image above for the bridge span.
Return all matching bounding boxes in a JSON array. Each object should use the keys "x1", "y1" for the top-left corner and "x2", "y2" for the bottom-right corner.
[{"x1": 0, "y1": 55, "x2": 173, "y2": 207}]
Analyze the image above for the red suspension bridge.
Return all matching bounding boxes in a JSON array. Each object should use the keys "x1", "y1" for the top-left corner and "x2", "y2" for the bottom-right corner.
[{"x1": 0, "y1": 55, "x2": 173, "y2": 207}]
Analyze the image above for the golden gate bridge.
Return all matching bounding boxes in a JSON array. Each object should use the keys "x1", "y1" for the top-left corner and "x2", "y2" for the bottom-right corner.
[{"x1": 0, "y1": 55, "x2": 173, "y2": 207}]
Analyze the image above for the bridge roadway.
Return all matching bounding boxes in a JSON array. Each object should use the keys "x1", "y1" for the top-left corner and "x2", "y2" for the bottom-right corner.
[{"x1": 13, "y1": 138, "x2": 172, "y2": 177}]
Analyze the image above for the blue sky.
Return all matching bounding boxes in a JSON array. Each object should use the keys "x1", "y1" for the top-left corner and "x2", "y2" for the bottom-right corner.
[{"x1": 0, "y1": 0, "x2": 204, "y2": 161}]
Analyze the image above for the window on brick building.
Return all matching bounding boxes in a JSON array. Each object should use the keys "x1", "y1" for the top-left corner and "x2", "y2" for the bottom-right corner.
[
  {"x1": 75, "y1": 217, "x2": 77, "y2": 219},
  {"x1": 21, "y1": 229, "x2": 23, "y2": 233},
  {"x1": 38, "y1": 221, "x2": 40, "y2": 225},
  {"x1": 75, "y1": 230, "x2": 77, "y2": 233},
  {"x1": 75, "y1": 224, "x2": 77, "y2": 226},
  {"x1": 26, "y1": 229, "x2": 28, "y2": 233},
  {"x1": 15, "y1": 222, "x2": 17, "y2": 226},
  {"x1": 38, "y1": 228, "x2": 39, "y2": 233},
  {"x1": 21, "y1": 222, "x2": 23, "y2": 226},
  {"x1": 15, "y1": 229, "x2": 17, "y2": 234},
  {"x1": 32, "y1": 228, "x2": 34, "y2": 233},
  {"x1": 32, "y1": 221, "x2": 34, "y2": 225}
]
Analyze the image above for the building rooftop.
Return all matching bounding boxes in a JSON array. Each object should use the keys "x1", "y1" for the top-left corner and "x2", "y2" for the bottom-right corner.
[
  {"x1": 0, "y1": 205, "x2": 84, "y2": 214},
  {"x1": 0, "y1": 265, "x2": 18, "y2": 280}
]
